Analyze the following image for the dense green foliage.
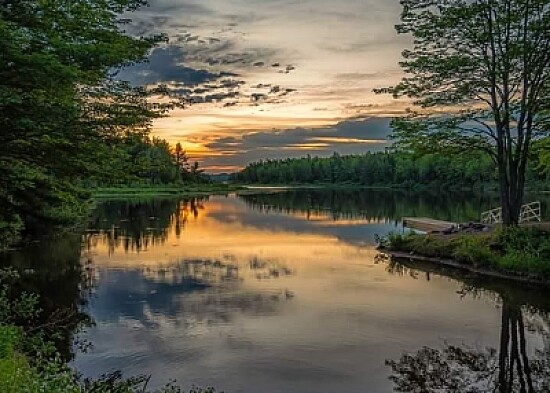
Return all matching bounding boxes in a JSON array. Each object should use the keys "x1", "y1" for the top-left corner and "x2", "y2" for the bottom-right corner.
[
  {"x1": 1, "y1": 0, "x2": 154, "y2": 247},
  {"x1": 235, "y1": 151, "x2": 550, "y2": 189},
  {"x1": 85, "y1": 138, "x2": 206, "y2": 187},
  {"x1": 383, "y1": 227, "x2": 550, "y2": 280},
  {"x1": 0, "y1": 1, "x2": 207, "y2": 250},
  {"x1": 380, "y1": 0, "x2": 550, "y2": 225}
]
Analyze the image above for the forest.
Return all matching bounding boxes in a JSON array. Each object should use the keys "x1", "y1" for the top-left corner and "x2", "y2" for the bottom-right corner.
[
  {"x1": 0, "y1": 1, "x2": 205, "y2": 251},
  {"x1": 234, "y1": 149, "x2": 550, "y2": 189}
]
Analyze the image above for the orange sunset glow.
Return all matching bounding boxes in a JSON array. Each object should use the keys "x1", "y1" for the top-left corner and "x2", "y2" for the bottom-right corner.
[{"x1": 118, "y1": 0, "x2": 412, "y2": 172}]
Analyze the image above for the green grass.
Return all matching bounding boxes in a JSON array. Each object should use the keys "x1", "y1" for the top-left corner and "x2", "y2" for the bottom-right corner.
[
  {"x1": 0, "y1": 324, "x2": 220, "y2": 393},
  {"x1": 242, "y1": 182, "x2": 397, "y2": 189},
  {"x1": 382, "y1": 227, "x2": 550, "y2": 280},
  {"x1": 91, "y1": 184, "x2": 245, "y2": 199},
  {"x1": 0, "y1": 325, "x2": 79, "y2": 393}
]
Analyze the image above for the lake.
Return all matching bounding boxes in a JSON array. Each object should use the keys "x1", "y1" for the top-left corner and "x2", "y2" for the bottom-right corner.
[{"x1": 2, "y1": 189, "x2": 549, "y2": 392}]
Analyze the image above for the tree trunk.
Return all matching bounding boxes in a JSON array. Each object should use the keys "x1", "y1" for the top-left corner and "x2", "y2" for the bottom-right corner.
[{"x1": 498, "y1": 158, "x2": 523, "y2": 227}]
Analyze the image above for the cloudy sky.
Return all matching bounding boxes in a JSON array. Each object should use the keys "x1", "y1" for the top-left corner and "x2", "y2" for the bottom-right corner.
[{"x1": 124, "y1": 0, "x2": 410, "y2": 172}]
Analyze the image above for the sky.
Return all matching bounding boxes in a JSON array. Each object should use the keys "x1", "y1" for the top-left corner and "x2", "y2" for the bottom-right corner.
[{"x1": 123, "y1": 0, "x2": 410, "y2": 172}]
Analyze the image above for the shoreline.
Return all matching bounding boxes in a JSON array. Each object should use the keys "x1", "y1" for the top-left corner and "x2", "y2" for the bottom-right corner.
[
  {"x1": 378, "y1": 225, "x2": 550, "y2": 287},
  {"x1": 379, "y1": 248, "x2": 550, "y2": 287},
  {"x1": 91, "y1": 184, "x2": 245, "y2": 199}
]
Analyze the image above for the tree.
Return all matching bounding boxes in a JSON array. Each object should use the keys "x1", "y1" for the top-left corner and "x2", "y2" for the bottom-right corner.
[
  {"x1": 379, "y1": 0, "x2": 550, "y2": 225},
  {"x1": 0, "y1": 0, "x2": 167, "y2": 247},
  {"x1": 535, "y1": 137, "x2": 550, "y2": 171},
  {"x1": 173, "y1": 143, "x2": 191, "y2": 177}
]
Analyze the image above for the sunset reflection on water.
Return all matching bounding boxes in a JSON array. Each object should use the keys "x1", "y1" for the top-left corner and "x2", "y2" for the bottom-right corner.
[{"x1": 74, "y1": 192, "x2": 550, "y2": 393}]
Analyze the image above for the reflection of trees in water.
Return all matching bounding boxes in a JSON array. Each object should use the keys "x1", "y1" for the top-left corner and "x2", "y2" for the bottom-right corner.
[
  {"x1": 0, "y1": 234, "x2": 91, "y2": 361},
  {"x1": 84, "y1": 197, "x2": 207, "y2": 253},
  {"x1": 240, "y1": 190, "x2": 501, "y2": 223},
  {"x1": 249, "y1": 256, "x2": 293, "y2": 280},
  {"x1": 385, "y1": 259, "x2": 550, "y2": 392}
]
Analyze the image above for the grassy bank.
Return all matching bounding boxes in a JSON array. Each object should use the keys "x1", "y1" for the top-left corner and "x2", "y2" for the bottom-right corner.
[
  {"x1": 91, "y1": 184, "x2": 244, "y2": 199},
  {"x1": 379, "y1": 227, "x2": 550, "y2": 284}
]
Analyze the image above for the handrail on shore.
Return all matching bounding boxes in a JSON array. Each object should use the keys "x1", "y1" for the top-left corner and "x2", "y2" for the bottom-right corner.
[{"x1": 481, "y1": 201, "x2": 542, "y2": 224}]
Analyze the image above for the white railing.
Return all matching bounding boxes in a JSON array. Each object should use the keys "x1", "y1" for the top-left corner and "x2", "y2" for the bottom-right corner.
[
  {"x1": 520, "y1": 201, "x2": 542, "y2": 223},
  {"x1": 481, "y1": 201, "x2": 542, "y2": 224},
  {"x1": 481, "y1": 206, "x2": 502, "y2": 224}
]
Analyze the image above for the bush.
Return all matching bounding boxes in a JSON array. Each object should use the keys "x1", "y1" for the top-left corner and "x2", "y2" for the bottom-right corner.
[
  {"x1": 381, "y1": 227, "x2": 550, "y2": 279},
  {"x1": 383, "y1": 232, "x2": 454, "y2": 259},
  {"x1": 493, "y1": 227, "x2": 550, "y2": 278},
  {"x1": 451, "y1": 236, "x2": 497, "y2": 267},
  {"x1": 381, "y1": 231, "x2": 415, "y2": 249},
  {"x1": 0, "y1": 269, "x2": 221, "y2": 393},
  {"x1": 0, "y1": 217, "x2": 23, "y2": 251}
]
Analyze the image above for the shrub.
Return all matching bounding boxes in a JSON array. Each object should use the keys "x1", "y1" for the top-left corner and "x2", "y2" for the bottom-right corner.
[
  {"x1": 0, "y1": 269, "x2": 221, "y2": 393},
  {"x1": 451, "y1": 236, "x2": 497, "y2": 267},
  {"x1": 382, "y1": 231, "x2": 416, "y2": 250},
  {"x1": 382, "y1": 227, "x2": 550, "y2": 279}
]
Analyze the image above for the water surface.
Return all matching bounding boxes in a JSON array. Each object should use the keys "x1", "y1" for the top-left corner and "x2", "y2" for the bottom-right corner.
[{"x1": 4, "y1": 189, "x2": 550, "y2": 392}]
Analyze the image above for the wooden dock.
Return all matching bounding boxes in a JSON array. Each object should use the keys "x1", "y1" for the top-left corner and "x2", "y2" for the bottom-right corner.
[{"x1": 402, "y1": 217, "x2": 458, "y2": 233}]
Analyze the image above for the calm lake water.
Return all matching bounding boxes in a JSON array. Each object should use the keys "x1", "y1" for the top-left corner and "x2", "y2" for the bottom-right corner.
[{"x1": 3, "y1": 189, "x2": 550, "y2": 392}]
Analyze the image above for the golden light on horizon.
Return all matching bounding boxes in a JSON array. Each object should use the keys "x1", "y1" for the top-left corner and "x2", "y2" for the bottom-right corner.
[{"x1": 129, "y1": 0, "x2": 413, "y2": 171}]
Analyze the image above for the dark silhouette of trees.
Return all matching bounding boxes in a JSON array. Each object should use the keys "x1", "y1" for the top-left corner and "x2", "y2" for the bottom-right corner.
[
  {"x1": 380, "y1": 0, "x2": 550, "y2": 225},
  {"x1": 388, "y1": 301, "x2": 549, "y2": 392},
  {"x1": 87, "y1": 136, "x2": 206, "y2": 187},
  {"x1": 0, "y1": 1, "x2": 165, "y2": 247},
  {"x1": 235, "y1": 151, "x2": 547, "y2": 189}
]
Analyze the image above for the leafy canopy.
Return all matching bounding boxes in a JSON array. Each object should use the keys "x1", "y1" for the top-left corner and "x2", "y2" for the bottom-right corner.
[
  {"x1": 379, "y1": 0, "x2": 550, "y2": 224},
  {"x1": 0, "y1": 0, "x2": 174, "y2": 246}
]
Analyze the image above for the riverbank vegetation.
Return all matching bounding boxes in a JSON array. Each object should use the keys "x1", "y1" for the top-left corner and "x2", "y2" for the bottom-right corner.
[
  {"x1": 235, "y1": 150, "x2": 550, "y2": 190},
  {"x1": 378, "y1": 0, "x2": 550, "y2": 226},
  {"x1": 0, "y1": 1, "x2": 210, "y2": 251},
  {"x1": 380, "y1": 227, "x2": 550, "y2": 283},
  {"x1": 92, "y1": 184, "x2": 242, "y2": 199},
  {"x1": 0, "y1": 269, "x2": 216, "y2": 393},
  {"x1": 84, "y1": 139, "x2": 207, "y2": 188}
]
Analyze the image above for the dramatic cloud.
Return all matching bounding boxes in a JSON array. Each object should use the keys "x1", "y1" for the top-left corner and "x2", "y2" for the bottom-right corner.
[
  {"x1": 120, "y1": 0, "x2": 411, "y2": 170},
  {"x1": 195, "y1": 118, "x2": 392, "y2": 171},
  {"x1": 117, "y1": 45, "x2": 235, "y2": 86}
]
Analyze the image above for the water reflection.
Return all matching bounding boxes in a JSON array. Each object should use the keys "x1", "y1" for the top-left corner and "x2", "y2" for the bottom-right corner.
[
  {"x1": 2, "y1": 191, "x2": 550, "y2": 392},
  {"x1": 86, "y1": 259, "x2": 294, "y2": 329},
  {"x1": 85, "y1": 198, "x2": 207, "y2": 253},
  {"x1": 241, "y1": 189, "x2": 499, "y2": 223},
  {"x1": 386, "y1": 258, "x2": 550, "y2": 392},
  {"x1": 0, "y1": 234, "x2": 90, "y2": 361},
  {"x1": 241, "y1": 189, "x2": 550, "y2": 223}
]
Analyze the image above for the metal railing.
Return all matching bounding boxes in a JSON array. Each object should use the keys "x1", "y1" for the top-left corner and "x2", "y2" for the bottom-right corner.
[{"x1": 481, "y1": 201, "x2": 542, "y2": 224}]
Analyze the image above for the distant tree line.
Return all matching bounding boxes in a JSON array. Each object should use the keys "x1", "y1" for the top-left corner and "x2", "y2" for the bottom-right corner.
[
  {"x1": 84, "y1": 137, "x2": 206, "y2": 187},
  {"x1": 234, "y1": 150, "x2": 550, "y2": 190}
]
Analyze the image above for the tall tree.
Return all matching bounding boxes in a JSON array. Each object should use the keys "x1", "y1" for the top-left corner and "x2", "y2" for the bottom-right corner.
[
  {"x1": 0, "y1": 0, "x2": 167, "y2": 248},
  {"x1": 379, "y1": 0, "x2": 550, "y2": 225}
]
